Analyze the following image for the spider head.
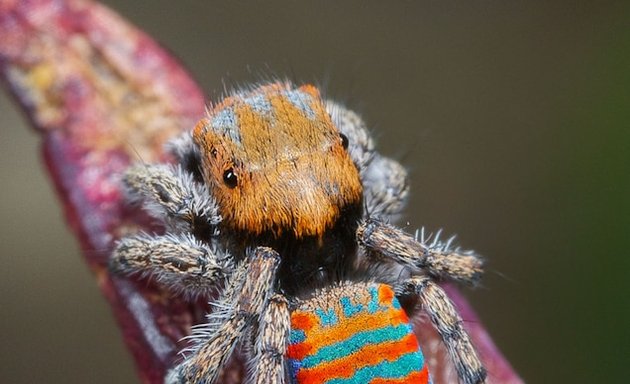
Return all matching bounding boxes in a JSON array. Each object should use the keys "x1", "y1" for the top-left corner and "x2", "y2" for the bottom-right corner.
[{"x1": 193, "y1": 82, "x2": 363, "y2": 239}]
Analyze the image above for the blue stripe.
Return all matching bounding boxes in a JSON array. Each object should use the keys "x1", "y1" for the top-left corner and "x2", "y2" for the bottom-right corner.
[
  {"x1": 340, "y1": 296, "x2": 363, "y2": 317},
  {"x1": 326, "y1": 351, "x2": 424, "y2": 384},
  {"x1": 288, "y1": 358, "x2": 301, "y2": 383},
  {"x1": 300, "y1": 323, "x2": 413, "y2": 368},
  {"x1": 315, "y1": 308, "x2": 338, "y2": 326},
  {"x1": 392, "y1": 296, "x2": 402, "y2": 310},
  {"x1": 290, "y1": 329, "x2": 306, "y2": 344},
  {"x1": 211, "y1": 107, "x2": 240, "y2": 144},
  {"x1": 283, "y1": 90, "x2": 316, "y2": 119},
  {"x1": 242, "y1": 94, "x2": 272, "y2": 115}
]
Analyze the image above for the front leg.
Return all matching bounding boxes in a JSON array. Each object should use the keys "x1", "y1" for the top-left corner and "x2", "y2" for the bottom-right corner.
[
  {"x1": 399, "y1": 276, "x2": 486, "y2": 384},
  {"x1": 111, "y1": 233, "x2": 231, "y2": 297},
  {"x1": 123, "y1": 163, "x2": 220, "y2": 236},
  {"x1": 357, "y1": 218, "x2": 483, "y2": 285},
  {"x1": 167, "y1": 247, "x2": 281, "y2": 384},
  {"x1": 251, "y1": 294, "x2": 291, "y2": 384}
]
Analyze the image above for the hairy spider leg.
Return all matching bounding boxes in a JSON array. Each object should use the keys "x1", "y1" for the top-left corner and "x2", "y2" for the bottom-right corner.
[
  {"x1": 400, "y1": 277, "x2": 486, "y2": 384},
  {"x1": 357, "y1": 218, "x2": 486, "y2": 384},
  {"x1": 167, "y1": 247, "x2": 281, "y2": 384},
  {"x1": 252, "y1": 294, "x2": 291, "y2": 384}
]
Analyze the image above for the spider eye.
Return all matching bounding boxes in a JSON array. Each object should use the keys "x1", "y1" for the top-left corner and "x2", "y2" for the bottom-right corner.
[
  {"x1": 223, "y1": 168, "x2": 238, "y2": 188},
  {"x1": 339, "y1": 133, "x2": 349, "y2": 149}
]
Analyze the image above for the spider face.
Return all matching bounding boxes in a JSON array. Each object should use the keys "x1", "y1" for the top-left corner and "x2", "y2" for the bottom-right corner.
[
  {"x1": 112, "y1": 81, "x2": 487, "y2": 384},
  {"x1": 193, "y1": 83, "x2": 363, "y2": 239}
]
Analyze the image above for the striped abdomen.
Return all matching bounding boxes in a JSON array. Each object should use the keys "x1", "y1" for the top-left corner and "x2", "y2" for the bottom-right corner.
[{"x1": 287, "y1": 283, "x2": 430, "y2": 384}]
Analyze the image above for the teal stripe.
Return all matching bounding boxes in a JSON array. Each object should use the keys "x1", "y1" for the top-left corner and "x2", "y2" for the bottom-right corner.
[
  {"x1": 290, "y1": 329, "x2": 306, "y2": 344},
  {"x1": 325, "y1": 351, "x2": 424, "y2": 384},
  {"x1": 300, "y1": 323, "x2": 413, "y2": 369},
  {"x1": 316, "y1": 308, "x2": 339, "y2": 326}
]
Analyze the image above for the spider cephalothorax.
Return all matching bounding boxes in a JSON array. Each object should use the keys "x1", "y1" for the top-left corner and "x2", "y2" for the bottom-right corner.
[
  {"x1": 112, "y1": 81, "x2": 487, "y2": 384},
  {"x1": 193, "y1": 83, "x2": 363, "y2": 239}
]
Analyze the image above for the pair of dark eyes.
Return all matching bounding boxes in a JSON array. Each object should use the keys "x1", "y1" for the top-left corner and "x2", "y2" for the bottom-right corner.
[{"x1": 220, "y1": 133, "x2": 349, "y2": 189}]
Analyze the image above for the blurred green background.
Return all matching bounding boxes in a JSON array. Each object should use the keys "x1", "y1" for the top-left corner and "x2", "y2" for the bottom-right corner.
[{"x1": 1, "y1": 1, "x2": 628, "y2": 383}]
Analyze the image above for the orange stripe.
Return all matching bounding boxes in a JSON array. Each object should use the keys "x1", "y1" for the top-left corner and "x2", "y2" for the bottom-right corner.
[
  {"x1": 287, "y1": 341, "x2": 313, "y2": 363},
  {"x1": 291, "y1": 312, "x2": 317, "y2": 331},
  {"x1": 295, "y1": 333, "x2": 421, "y2": 384},
  {"x1": 299, "y1": 84, "x2": 321, "y2": 98},
  {"x1": 378, "y1": 285, "x2": 395, "y2": 304},
  {"x1": 288, "y1": 307, "x2": 408, "y2": 361},
  {"x1": 369, "y1": 365, "x2": 430, "y2": 384}
]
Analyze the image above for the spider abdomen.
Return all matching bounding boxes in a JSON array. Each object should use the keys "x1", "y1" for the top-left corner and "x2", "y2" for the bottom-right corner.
[{"x1": 287, "y1": 282, "x2": 430, "y2": 384}]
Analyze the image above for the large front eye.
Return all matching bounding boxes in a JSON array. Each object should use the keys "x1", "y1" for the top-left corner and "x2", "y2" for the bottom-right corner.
[
  {"x1": 223, "y1": 168, "x2": 238, "y2": 188},
  {"x1": 339, "y1": 133, "x2": 349, "y2": 149}
]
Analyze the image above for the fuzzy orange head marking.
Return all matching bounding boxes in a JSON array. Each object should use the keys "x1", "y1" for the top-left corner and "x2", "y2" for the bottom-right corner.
[{"x1": 193, "y1": 82, "x2": 363, "y2": 238}]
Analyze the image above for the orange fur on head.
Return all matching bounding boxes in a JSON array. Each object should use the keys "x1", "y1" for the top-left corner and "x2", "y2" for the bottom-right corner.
[{"x1": 193, "y1": 83, "x2": 363, "y2": 238}]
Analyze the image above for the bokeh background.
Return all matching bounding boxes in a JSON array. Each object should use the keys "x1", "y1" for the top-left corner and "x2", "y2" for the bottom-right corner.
[{"x1": 1, "y1": 1, "x2": 628, "y2": 383}]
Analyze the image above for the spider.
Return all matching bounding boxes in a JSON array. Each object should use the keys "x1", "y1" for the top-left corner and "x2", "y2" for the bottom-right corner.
[{"x1": 111, "y1": 81, "x2": 486, "y2": 384}]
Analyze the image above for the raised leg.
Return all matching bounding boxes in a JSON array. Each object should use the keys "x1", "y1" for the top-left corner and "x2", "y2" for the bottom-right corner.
[
  {"x1": 166, "y1": 130, "x2": 205, "y2": 183},
  {"x1": 251, "y1": 294, "x2": 291, "y2": 384},
  {"x1": 357, "y1": 218, "x2": 483, "y2": 285},
  {"x1": 123, "y1": 163, "x2": 220, "y2": 236},
  {"x1": 326, "y1": 101, "x2": 409, "y2": 220},
  {"x1": 167, "y1": 247, "x2": 281, "y2": 384},
  {"x1": 325, "y1": 100, "x2": 375, "y2": 171},
  {"x1": 399, "y1": 276, "x2": 486, "y2": 384},
  {"x1": 362, "y1": 155, "x2": 410, "y2": 220},
  {"x1": 111, "y1": 233, "x2": 231, "y2": 297}
]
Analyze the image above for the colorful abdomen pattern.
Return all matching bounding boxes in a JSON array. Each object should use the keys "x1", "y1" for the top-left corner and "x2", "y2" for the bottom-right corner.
[{"x1": 287, "y1": 282, "x2": 430, "y2": 384}]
